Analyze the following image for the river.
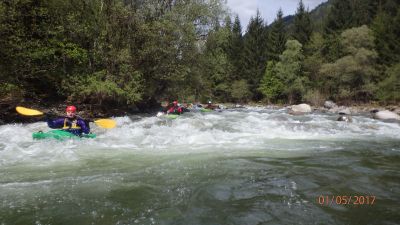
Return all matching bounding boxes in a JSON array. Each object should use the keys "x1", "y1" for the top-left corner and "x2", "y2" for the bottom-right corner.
[{"x1": 1, "y1": 108, "x2": 399, "y2": 224}]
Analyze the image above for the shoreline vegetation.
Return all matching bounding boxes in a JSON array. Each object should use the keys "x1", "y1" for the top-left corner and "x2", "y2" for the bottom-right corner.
[{"x1": 1, "y1": 0, "x2": 399, "y2": 124}]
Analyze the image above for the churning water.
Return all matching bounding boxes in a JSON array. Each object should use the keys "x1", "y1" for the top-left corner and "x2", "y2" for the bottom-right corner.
[{"x1": 1, "y1": 108, "x2": 399, "y2": 224}]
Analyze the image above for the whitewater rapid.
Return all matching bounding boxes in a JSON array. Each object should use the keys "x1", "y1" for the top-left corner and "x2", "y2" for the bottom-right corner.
[
  {"x1": 1, "y1": 108, "x2": 399, "y2": 166},
  {"x1": 1, "y1": 108, "x2": 400, "y2": 225}
]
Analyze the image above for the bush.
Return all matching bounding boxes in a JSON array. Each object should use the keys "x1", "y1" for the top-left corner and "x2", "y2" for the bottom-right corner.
[
  {"x1": 376, "y1": 63, "x2": 400, "y2": 103},
  {"x1": 304, "y1": 89, "x2": 326, "y2": 106},
  {"x1": 0, "y1": 83, "x2": 24, "y2": 99},
  {"x1": 231, "y1": 80, "x2": 251, "y2": 103}
]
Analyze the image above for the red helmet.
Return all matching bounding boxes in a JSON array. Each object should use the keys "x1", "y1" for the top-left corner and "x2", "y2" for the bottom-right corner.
[
  {"x1": 173, "y1": 101, "x2": 178, "y2": 105},
  {"x1": 66, "y1": 105, "x2": 77, "y2": 112}
]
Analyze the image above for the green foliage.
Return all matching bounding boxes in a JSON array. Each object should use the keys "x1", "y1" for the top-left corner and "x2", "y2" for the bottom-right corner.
[
  {"x1": 324, "y1": 0, "x2": 353, "y2": 35},
  {"x1": 372, "y1": 6, "x2": 400, "y2": 66},
  {"x1": 242, "y1": 10, "x2": 268, "y2": 100},
  {"x1": 203, "y1": 22, "x2": 234, "y2": 101},
  {"x1": 230, "y1": 80, "x2": 251, "y2": 102},
  {"x1": 376, "y1": 63, "x2": 400, "y2": 103},
  {"x1": 304, "y1": 89, "x2": 325, "y2": 106},
  {"x1": 228, "y1": 15, "x2": 244, "y2": 81},
  {"x1": 62, "y1": 69, "x2": 143, "y2": 104},
  {"x1": 319, "y1": 26, "x2": 378, "y2": 102},
  {"x1": 0, "y1": 0, "x2": 398, "y2": 107},
  {"x1": 268, "y1": 9, "x2": 287, "y2": 61},
  {"x1": 275, "y1": 40, "x2": 307, "y2": 104},
  {"x1": 0, "y1": 83, "x2": 24, "y2": 99},
  {"x1": 303, "y1": 33, "x2": 325, "y2": 84},
  {"x1": 341, "y1": 25, "x2": 375, "y2": 54},
  {"x1": 258, "y1": 61, "x2": 284, "y2": 103},
  {"x1": 293, "y1": 0, "x2": 313, "y2": 45}
]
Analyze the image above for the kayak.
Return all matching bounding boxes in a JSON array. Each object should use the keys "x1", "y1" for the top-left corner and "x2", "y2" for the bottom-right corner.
[
  {"x1": 156, "y1": 112, "x2": 180, "y2": 119},
  {"x1": 165, "y1": 114, "x2": 179, "y2": 119},
  {"x1": 200, "y1": 108, "x2": 213, "y2": 112},
  {"x1": 32, "y1": 130, "x2": 96, "y2": 140}
]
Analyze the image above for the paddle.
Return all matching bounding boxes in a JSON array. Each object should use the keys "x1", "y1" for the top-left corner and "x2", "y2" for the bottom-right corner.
[{"x1": 16, "y1": 106, "x2": 116, "y2": 129}]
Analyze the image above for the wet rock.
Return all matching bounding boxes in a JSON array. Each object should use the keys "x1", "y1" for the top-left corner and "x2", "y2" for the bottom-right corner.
[
  {"x1": 329, "y1": 106, "x2": 350, "y2": 114},
  {"x1": 338, "y1": 108, "x2": 351, "y2": 115},
  {"x1": 337, "y1": 115, "x2": 352, "y2": 122},
  {"x1": 371, "y1": 110, "x2": 400, "y2": 120},
  {"x1": 235, "y1": 104, "x2": 246, "y2": 108},
  {"x1": 288, "y1": 104, "x2": 312, "y2": 115}
]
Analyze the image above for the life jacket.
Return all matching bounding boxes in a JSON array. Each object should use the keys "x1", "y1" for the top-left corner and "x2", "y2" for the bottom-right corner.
[
  {"x1": 168, "y1": 106, "x2": 182, "y2": 114},
  {"x1": 62, "y1": 118, "x2": 81, "y2": 130}
]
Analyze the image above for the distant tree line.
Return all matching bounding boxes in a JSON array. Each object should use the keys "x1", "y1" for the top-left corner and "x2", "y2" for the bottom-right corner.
[{"x1": 0, "y1": 0, "x2": 399, "y2": 107}]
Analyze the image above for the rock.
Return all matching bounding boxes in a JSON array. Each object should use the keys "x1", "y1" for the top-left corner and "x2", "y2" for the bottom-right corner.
[
  {"x1": 324, "y1": 101, "x2": 337, "y2": 109},
  {"x1": 288, "y1": 103, "x2": 312, "y2": 115},
  {"x1": 329, "y1": 106, "x2": 350, "y2": 114},
  {"x1": 235, "y1": 104, "x2": 245, "y2": 108},
  {"x1": 372, "y1": 110, "x2": 400, "y2": 120},
  {"x1": 337, "y1": 115, "x2": 352, "y2": 122},
  {"x1": 338, "y1": 108, "x2": 351, "y2": 115}
]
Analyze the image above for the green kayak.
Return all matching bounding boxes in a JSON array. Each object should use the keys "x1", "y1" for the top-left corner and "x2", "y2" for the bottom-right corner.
[
  {"x1": 165, "y1": 114, "x2": 179, "y2": 119},
  {"x1": 32, "y1": 130, "x2": 96, "y2": 140},
  {"x1": 200, "y1": 108, "x2": 213, "y2": 112}
]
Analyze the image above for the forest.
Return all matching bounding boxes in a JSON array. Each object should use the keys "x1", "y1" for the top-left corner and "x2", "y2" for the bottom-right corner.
[{"x1": 1, "y1": 0, "x2": 399, "y2": 109}]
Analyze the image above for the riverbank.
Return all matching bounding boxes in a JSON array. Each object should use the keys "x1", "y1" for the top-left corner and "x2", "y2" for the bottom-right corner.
[
  {"x1": 1, "y1": 97, "x2": 399, "y2": 125},
  {"x1": 232, "y1": 102, "x2": 400, "y2": 115}
]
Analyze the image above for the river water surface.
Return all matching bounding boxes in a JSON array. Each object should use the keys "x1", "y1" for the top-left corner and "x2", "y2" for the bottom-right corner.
[{"x1": 1, "y1": 108, "x2": 399, "y2": 224}]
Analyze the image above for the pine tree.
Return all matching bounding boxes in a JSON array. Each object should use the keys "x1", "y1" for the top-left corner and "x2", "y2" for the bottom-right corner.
[
  {"x1": 351, "y1": 0, "x2": 377, "y2": 26},
  {"x1": 324, "y1": 0, "x2": 353, "y2": 35},
  {"x1": 372, "y1": 6, "x2": 400, "y2": 66},
  {"x1": 293, "y1": 0, "x2": 313, "y2": 45},
  {"x1": 268, "y1": 9, "x2": 286, "y2": 61},
  {"x1": 242, "y1": 10, "x2": 268, "y2": 100},
  {"x1": 229, "y1": 15, "x2": 244, "y2": 81}
]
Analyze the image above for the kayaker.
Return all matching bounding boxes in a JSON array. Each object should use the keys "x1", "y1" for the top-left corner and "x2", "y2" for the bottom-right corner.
[
  {"x1": 167, "y1": 101, "x2": 183, "y2": 115},
  {"x1": 47, "y1": 105, "x2": 90, "y2": 136},
  {"x1": 159, "y1": 101, "x2": 170, "y2": 114},
  {"x1": 205, "y1": 101, "x2": 219, "y2": 110}
]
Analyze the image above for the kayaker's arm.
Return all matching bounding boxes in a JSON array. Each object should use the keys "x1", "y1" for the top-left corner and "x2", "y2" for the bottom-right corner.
[
  {"x1": 47, "y1": 117, "x2": 65, "y2": 129},
  {"x1": 77, "y1": 119, "x2": 90, "y2": 134}
]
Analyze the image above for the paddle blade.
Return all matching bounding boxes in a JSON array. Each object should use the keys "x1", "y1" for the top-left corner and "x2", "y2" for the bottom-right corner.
[
  {"x1": 94, "y1": 119, "x2": 116, "y2": 129},
  {"x1": 16, "y1": 106, "x2": 44, "y2": 116}
]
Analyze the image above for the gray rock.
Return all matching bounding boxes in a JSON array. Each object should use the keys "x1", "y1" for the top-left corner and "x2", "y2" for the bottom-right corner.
[
  {"x1": 288, "y1": 103, "x2": 312, "y2": 115},
  {"x1": 338, "y1": 108, "x2": 351, "y2": 115},
  {"x1": 329, "y1": 106, "x2": 350, "y2": 114},
  {"x1": 372, "y1": 110, "x2": 400, "y2": 120},
  {"x1": 324, "y1": 101, "x2": 337, "y2": 109},
  {"x1": 337, "y1": 115, "x2": 352, "y2": 122}
]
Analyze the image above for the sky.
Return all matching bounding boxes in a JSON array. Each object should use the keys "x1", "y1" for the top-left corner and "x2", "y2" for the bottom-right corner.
[{"x1": 226, "y1": 0, "x2": 328, "y2": 28}]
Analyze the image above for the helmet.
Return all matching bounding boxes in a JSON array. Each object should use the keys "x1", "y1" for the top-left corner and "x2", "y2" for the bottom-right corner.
[
  {"x1": 208, "y1": 101, "x2": 212, "y2": 104},
  {"x1": 66, "y1": 105, "x2": 77, "y2": 112},
  {"x1": 173, "y1": 101, "x2": 178, "y2": 105}
]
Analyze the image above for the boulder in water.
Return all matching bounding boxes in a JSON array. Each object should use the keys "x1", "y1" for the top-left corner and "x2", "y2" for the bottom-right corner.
[
  {"x1": 337, "y1": 115, "x2": 352, "y2": 122},
  {"x1": 338, "y1": 108, "x2": 351, "y2": 115},
  {"x1": 288, "y1": 104, "x2": 312, "y2": 115},
  {"x1": 371, "y1": 110, "x2": 400, "y2": 120}
]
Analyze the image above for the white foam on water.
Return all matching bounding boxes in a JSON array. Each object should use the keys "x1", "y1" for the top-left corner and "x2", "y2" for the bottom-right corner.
[{"x1": 0, "y1": 109, "x2": 399, "y2": 167}]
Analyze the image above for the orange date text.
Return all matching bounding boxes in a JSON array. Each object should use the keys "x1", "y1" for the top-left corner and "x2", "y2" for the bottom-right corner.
[{"x1": 317, "y1": 195, "x2": 375, "y2": 206}]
